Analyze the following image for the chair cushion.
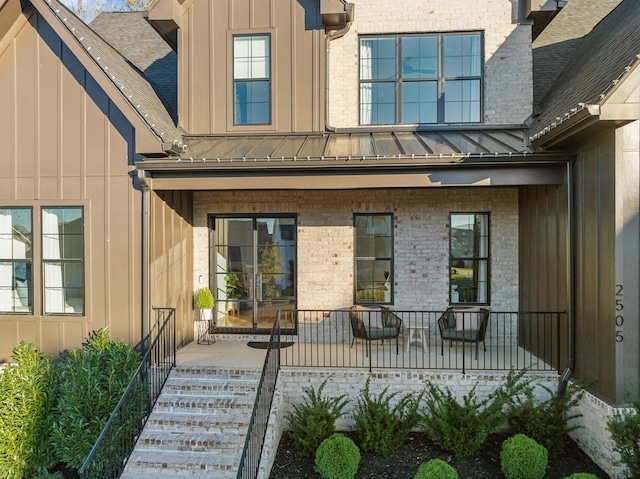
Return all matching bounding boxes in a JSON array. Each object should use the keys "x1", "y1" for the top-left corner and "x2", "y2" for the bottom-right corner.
[
  {"x1": 441, "y1": 329, "x2": 480, "y2": 341},
  {"x1": 454, "y1": 307, "x2": 481, "y2": 331},
  {"x1": 353, "y1": 305, "x2": 384, "y2": 328},
  {"x1": 366, "y1": 326, "x2": 399, "y2": 340}
]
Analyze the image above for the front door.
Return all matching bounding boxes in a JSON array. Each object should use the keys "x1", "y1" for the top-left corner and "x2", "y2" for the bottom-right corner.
[{"x1": 210, "y1": 215, "x2": 296, "y2": 332}]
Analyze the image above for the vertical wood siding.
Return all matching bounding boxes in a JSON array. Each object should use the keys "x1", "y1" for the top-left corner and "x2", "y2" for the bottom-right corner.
[
  {"x1": 0, "y1": 7, "x2": 142, "y2": 360},
  {"x1": 178, "y1": 0, "x2": 324, "y2": 134}
]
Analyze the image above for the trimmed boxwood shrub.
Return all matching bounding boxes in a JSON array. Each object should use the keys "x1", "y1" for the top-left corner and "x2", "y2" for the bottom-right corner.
[
  {"x1": 608, "y1": 398, "x2": 640, "y2": 479},
  {"x1": 563, "y1": 474, "x2": 599, "y2": 479},
  {"x1": 314, "y1": 433, "x2": 361, "y2": 479},
  {"x1": 0, "y1": 342, "x2": 56, "y2": 479},
  {"x1": 501, "y1": 434, "x2": 548, "y2": 479},
  {"x1": 414, "y1": 459, "x2": 459, "y2": 479}
]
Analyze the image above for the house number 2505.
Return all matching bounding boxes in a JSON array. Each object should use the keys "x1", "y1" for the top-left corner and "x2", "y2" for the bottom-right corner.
[{"x1": 615, "y1": 284, "x2": 624, "y2": 343}]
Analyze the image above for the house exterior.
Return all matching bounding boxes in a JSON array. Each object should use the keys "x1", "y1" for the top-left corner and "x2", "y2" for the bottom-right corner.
[{"x1": 1, "y1": 0, "x2": 639, "y2": 476}]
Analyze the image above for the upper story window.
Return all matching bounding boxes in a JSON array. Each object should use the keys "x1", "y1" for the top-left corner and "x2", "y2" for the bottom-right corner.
[
  {"x1": 0, "y1": 208, "x2": 32, "y2": 313},
  {"x1": 42, "y1": 207, "x2": 84, "y2": 315},
  {"x1": 233, "y1": 34, "x2": 271, "y2": 125},
  {"x1": 359, "y1": 33, "x2": 482, "y2": 125},
  {"x1": 450, "y1": 213, "x2": 489, "y2": 305}
]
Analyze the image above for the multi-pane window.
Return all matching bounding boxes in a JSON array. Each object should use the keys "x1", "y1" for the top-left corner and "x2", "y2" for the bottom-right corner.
[
  {"x1": 233, "y1": 34, "x2": 271, "y2": 125},
  {"x1": 0, "y1": 208, "x2": 32, "y2": 313},
  {"x1": 42, "y1": 207, "x2": 84, "y2": 314},
  {"x1": 354, "y1": 214, "x2": 393, "y2": 304},
  {"x1": 450, "y1": 213, "x2": 489, "y2": 305},
  {"x1": 359, "y1": 33, "x2": 482, "y2": 125}
]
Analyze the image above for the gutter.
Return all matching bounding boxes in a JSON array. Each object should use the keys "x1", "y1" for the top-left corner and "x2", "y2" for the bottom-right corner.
[{"x1": 324, "y1": 3, "x2": 354, "y2": 132}]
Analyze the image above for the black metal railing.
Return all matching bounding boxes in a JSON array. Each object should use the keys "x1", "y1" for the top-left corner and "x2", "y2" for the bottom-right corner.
[
  {"x1": 236, "y1": 311, "x2": 282, "y2": 479},
  {"x1": 79, "y1": 307, "x2": 176, "y2": 479},
  {"x1": 280, "y1": 309, "x2": 565, "y2": 374}
]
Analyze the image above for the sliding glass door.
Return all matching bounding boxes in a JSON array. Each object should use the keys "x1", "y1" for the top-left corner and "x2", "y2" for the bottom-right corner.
[{"x1": 210, "y1": 215, "x2": 296, "y2": 332}]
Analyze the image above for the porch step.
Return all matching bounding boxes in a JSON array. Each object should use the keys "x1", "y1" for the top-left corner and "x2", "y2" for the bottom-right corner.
[{"x1": 121, "y1": 366, "x2": 261, "y2": 479}]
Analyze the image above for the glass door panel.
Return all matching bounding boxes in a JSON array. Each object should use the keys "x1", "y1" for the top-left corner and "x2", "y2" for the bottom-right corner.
[{"x1": 212, "y1": 216, "x2": 296, "y2": 331}]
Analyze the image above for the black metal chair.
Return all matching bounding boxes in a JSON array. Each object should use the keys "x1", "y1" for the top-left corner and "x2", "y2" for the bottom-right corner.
[
  {"x1": 437, "y1": 307, "x2": 490, "y2": 359},
  {"x1": 349, "y1": 306, "x2": 402, "y2": 357}
]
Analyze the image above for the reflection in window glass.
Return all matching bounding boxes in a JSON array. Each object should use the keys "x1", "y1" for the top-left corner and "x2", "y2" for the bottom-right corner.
[
  {"x1": 0, "y1": 208, "x2": 32, "y2": 313},
  {"x1": 42, "y1": 207, "x2": 84, "y2": 314},
  {"x1": 360, "y1": 32, "x2": 482, "y2": 125},
  {"x1": 355, "y1": 214, "x2": 393, "y2": 304},
  {"x1": 450, "y1": 213, "x2": 489, "y2": 304}
]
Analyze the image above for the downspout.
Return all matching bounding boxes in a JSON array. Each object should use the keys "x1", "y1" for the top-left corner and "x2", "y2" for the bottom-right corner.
[
  {"x1": 324, "y1": 3, "x2": 354, "y2": 132},
  {"x1": 558, "y1": 160, "x2": 575, "y2": 397},
  {"x1": 137, "y1": 169, "x2": 152, "y2": 341}
]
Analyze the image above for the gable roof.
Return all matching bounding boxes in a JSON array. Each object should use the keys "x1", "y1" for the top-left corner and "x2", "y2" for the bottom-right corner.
[
  {"x1": 33, "y1": 0, "x2": 183, "y2": 152},
  {"x1": 530, "y1": 0, "x2": 640, "y2": 145},
  {"x1": 90, "y1": 11, "x2": 177, "y2": 123}
]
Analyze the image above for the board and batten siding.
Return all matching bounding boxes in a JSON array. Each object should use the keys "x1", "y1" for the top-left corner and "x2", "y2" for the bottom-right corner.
[
  {"x1": 178, "y1": 0, "x2": 324, "y2": 134},
  {"x1": 0, "y1": 5, "x2": 143, "y2": 360}
]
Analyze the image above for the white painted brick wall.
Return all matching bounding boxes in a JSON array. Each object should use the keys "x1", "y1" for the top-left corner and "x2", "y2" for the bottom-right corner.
[
  {"x1": 193, "y1": 188, "x2": 518, "y2": 312},
  {"x1": 328, "y1": 0, "x2": 532, "y2": 127}
]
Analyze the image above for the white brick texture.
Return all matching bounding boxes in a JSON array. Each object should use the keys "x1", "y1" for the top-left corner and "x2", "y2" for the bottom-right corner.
[
  {"x1": 193, "y1": 188, "x2": 518, "y2": 312},
  {"x1": 328, "y1": 0, "x2": 532, "y2": 128}
]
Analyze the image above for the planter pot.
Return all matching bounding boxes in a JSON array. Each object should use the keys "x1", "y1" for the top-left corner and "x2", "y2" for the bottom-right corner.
[{"x1": 200, "y1": 308, "x2": 213, "y2": 321}]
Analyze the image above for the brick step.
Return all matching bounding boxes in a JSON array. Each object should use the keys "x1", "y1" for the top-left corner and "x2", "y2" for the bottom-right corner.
[
  {"x1": 162, "y1": 376, "x2": 259, "y2": 396},
  {"x1": 144, "y1": 411, "x2": 250, "y2": 433},
  {"x1": 123, "y1": 450, "x2": 239, "y2": 478},
  {"x1": 135, "y1": 430, "x2": 246, "y2": 453},
  {"x1": 170, "y1": 366, "x2": 261, "y2": 381},
  {"x1": 152, "y1": 393, "x2": 255, "y2": 414}
]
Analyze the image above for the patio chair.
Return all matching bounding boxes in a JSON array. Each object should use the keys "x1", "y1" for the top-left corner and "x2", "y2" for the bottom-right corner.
[
  {"x1": 437, "y1": 307, "x2": 490, "y2": 360},
  {"x1": 349, "y1": 305, "x2": 402, "y2": 357}
]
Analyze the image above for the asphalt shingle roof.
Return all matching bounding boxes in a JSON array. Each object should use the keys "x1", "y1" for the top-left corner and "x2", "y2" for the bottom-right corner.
[
  {"x1": 39, "y1": 0, "x2": 183, "y2": 149},
  {"x1": 90, "y1": 11, "x2": 177, "y2": 122},
  {"x1": 531, "y1": 0, "x2": 640, "y2": 141}
]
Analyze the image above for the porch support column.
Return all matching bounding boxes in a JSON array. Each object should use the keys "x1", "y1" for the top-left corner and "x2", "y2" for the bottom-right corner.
[{"x1": 138, "y1": 169, "x2": 152, "y2": 340}]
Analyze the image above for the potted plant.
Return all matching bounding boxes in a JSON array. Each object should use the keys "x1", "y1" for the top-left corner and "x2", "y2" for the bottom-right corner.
[
  {"x1": 195, "y1": 286, "x2": 214, "y2": 320},
  {"x1": 224, "y1": 274, "x2": 242, "y2": 315}
]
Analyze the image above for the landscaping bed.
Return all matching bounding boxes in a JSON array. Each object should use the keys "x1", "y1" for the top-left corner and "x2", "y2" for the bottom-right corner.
[{"x1": 269, "y1": 431, "x2": 610, "y2": 479}]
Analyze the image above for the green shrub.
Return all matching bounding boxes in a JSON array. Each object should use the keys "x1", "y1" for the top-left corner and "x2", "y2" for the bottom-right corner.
[
  {"x1": 286, "y1": 378, "x2": 349, "y2": 457},
  {"x1": 508, "y1": 382, "x2": 584, "y2": 457},
  {"x1": 562, "y1": 474, "x2": 599, "y2": 479},
  {"x1": 420, "y1": 369, "x2": 532, "y2": 457},
  {"x1": 354, "y1": 378, "x2": 423, "y2": 457},
  {"x1": 608, "y1": 398, "x2": 640, "y2": 479},
  {"x1": 314, "y1": 433, "x2": 360, "y2": 479},
  {"x1": 500, "y1": 434, "x2": 548, "y2": 479},
  {"x1": 0, "y1": 342, "x2": 56, "y2": 479},
  {"x1": 50, "y1": 328, "x2": 142, "y2": 470},
  {"x1": 195, "y1": 287, "x2": 214, "y2": 308},
  {"x1": 414, "y1": 459, "x2": 458, "y2": 479}
]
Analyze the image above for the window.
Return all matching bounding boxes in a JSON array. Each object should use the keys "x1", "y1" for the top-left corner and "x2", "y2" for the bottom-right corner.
[
  {"x1": 42, "y1": 207, "x2": 84, "y2": 314},
  {"x1": 233, "y1": 34, "x2": 271, "y2": 125},
  {"x1": 354, "y1": 214, "x2": 393, "y2": 304},
  {"x1": 359, "y1": 33, "x2": 482, "y2": 125},
  {"x1": 0, "y1": 208, "x2": 32, "y2": 313},
  {"x1": 450, "y1": 213, "x2": 489, "y2": 304}
]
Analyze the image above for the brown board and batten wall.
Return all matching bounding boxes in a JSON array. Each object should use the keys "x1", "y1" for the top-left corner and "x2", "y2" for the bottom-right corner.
[
  {"x1": 0, "y1": 2, "x2": 146, "y2": 360},
  {"x1": 175, "y1": 0, "x2": 325, "y2": 134}
]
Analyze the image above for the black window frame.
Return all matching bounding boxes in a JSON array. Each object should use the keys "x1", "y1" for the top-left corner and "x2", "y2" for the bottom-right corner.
[
  {"x1": 41, "y1": 206, "x2": 85, "y2": 316},
  {"x1": 359, "y1": 32, "x2": 484, "y2": 125},
  {"x1": 232, "y1": 33, "x2": 272, "y2": 126},
  {"x1": 449, "y1": 212, "x2": 490, "y2": 306},
  {"x1": 354, "y1": 213, "x2": 394, "y2": 305},
  {"x1": 0, "y1": 207, "x2": 33, "y2": 314}
]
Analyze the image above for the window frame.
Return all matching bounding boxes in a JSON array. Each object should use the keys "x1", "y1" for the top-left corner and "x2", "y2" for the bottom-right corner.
[
  {"x1": 449, "y1": 212, "x2": 490, "y2": 306},
  {"x1": 232, "y1": 33, "x2": 272, "y2": 126},
  {"x1": 354, "y1": 213, "x2": 394, "y2": 305},
  {"x1": 41, "y1": 206, "x2": 85, "y2": 316},
  {"x1": 0, "y1": 207, "x2": 33, "y2": 314},
  {"x1": 359, "y1": 32, "x2": 484, "y2": 126}
]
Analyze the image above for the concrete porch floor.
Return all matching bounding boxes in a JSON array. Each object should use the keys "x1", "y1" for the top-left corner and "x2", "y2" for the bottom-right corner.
[{"x1": 176, "y1": 338, "x2": 267, "y2": 368}]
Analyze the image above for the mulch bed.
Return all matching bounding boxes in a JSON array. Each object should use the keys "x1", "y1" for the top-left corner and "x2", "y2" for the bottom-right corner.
[{"x1": 269, "y1": 431, "x2": 610, "y2": 479}]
